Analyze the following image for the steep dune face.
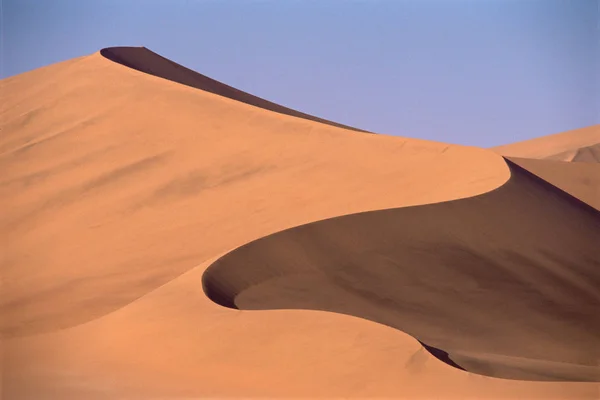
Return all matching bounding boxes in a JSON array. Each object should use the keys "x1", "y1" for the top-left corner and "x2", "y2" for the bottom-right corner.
[
  {"x1": 204, "y1": 159, "x2": 600, "y2": 381},
  {"x1": 492, "y1": 125, "x2": 600, "y2": 162},
  {"x1": 2, "y1": 47, "x2": 598, "y2": 398}
]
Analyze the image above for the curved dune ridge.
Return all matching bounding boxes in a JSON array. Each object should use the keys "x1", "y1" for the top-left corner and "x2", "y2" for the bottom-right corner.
[
  {"x1": 203, "y1": 158, "x2": 600, "y2": 382},
  {"x1": 2, "y1": 47, "x2": 600, "y2": 398},
  {"x1": 100, "y1": 46, "x2": 369, "y2": 132}
]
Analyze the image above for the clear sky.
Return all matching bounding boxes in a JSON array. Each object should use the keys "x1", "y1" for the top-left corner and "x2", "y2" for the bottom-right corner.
[{"x1": 2, "y1": 0, "x2": 599, "y2": 147}]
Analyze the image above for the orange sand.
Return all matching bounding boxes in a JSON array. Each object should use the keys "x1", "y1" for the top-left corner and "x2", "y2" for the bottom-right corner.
[
  {"x1": 493, "y1": 125, "x2": 600, "y2": 162},
  {"x1": 2, "y1": 47, "x2": 599, "y2": 399}
]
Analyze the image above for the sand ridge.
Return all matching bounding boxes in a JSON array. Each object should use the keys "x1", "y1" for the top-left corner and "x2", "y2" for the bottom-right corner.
[{"x1": 100, "y1": 46, "x2": 369, "y2": 133}]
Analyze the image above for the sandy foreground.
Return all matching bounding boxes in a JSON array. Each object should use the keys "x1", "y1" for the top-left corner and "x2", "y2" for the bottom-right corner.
[{"x1": 1, "y1": 47, "x2": 599, "y2": 399}]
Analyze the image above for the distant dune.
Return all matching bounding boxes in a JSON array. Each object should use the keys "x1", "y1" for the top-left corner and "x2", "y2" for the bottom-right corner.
[
  {"x1": 2, "y1": 47, "x2": 599, "y2": 399},
  {"x1": 506, "y1": 157, "x2": 600, "y2": 210},
  {"x1": 492, "y1": 125, "x2": 600, "y2": 162}
]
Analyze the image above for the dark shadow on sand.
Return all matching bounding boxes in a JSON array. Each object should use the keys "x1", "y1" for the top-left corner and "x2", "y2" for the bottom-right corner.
[{"x1": 202, "y1": 158, "x2": 600, "y2": 382}]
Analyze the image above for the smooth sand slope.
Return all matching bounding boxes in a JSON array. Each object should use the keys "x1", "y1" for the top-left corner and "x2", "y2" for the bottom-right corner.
[
  {"x1": 2, "y1": 47, "x2": 599, "y2": 399},
  {"x1": 492, "y1": 125, "x2": 600, "y2": 162}
]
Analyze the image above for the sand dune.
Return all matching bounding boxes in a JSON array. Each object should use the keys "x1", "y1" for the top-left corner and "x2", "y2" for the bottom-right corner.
[
  {"x1": 2, "y1": 47, "x2": 599, "y2": 399},
  {"x1": 492, "y1": 125, "x2": 600, "y2": 162}
]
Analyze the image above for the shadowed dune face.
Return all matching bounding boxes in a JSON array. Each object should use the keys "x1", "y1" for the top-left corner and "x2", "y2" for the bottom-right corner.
[
  {"x1": 203, "y1": 159, "x2": 600, "y2": 382},
  {"x1": 100, "y1": 46, "x2": 368, "y2": 132},
  {"x1": 507, "y1": 157, "x2": 600, "y2": 211}
]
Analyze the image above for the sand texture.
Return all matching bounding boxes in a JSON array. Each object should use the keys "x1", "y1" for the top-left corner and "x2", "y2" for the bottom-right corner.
[{"x1": 2, "y1": 47, "x2": 599, "y2": 399}]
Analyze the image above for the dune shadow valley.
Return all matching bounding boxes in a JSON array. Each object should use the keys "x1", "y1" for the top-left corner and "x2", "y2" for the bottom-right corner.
[{"x1": 2, "y1": 46, "x2": 600, "y2": 399}]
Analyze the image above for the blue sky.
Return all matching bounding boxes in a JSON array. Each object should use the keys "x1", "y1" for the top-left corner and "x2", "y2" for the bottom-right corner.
[{"x1": 2, "y1": 0, "x2": 598, "y2": 147}]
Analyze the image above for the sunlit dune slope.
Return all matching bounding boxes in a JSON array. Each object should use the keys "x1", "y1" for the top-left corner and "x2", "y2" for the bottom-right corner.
[
  {"x1": 492, "y1": 125, "x2": 600, "y2": 162},
  {"x1": 2, "y1": 47, "x2": 599, "y2": 399}
]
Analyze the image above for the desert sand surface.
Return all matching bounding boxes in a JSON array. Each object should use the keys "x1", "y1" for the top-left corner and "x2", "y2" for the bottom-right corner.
[
  {"x1": 492, "y1": 125, "x2": 600, "y2": 162},
  {"x1": 506, "y1": 157, "x2": 600, "y2": 210},
  {"x1": 1, "y1": 47, "x2": 599, "y2": 399}
]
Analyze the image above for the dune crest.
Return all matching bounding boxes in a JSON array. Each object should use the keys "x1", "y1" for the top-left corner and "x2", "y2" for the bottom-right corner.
[{"x1": 100, "y1": 46, "x2": 369, "y2": 132}]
